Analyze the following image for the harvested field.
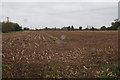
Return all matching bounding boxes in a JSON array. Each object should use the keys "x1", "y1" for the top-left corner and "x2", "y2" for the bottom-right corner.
[{"x1": 2, "y1": 31, "x2": 118, "y2": 78}]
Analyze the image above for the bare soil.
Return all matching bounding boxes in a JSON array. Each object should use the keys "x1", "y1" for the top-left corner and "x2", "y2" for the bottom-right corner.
[{"x1": 2, "y1": 31, "x2": 118, "y2": 78}]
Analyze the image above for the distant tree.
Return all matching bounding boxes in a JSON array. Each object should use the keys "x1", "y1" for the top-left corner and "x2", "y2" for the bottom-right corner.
[
  {"x1": 85, "y1": 27, "x2": 89, "y2": 30},
  {"x1": 91, "y1": 27, "x2": 95, "y2": 30},
  {"x1": 109, "y1": 21, "x2": 120, "y2": 30},
  {"x1": 24, "y1": 27, "x2": 29, "y2": 30},
  {"x1": 71, "y1": 25, "x2": 74, "y2": 30},
  {"x1": 13, "y1": 23, "x2": 21, "y2": 31},
  {"x1": 35, "y1": 28, "x2": 39, "y2": 31},
  {"x1": 100, "y1": 26, "x2": 107, "y2": 30},
  {"x1": 107, "y1": 27, "x2": 111, "y2": 30},
  {"x1": 79, "y1": 26, "x2": 82, "y2": 30},
  {"x1": 19, "y1": 26, "x2": 22, "y2": 31},
  {"x1": 67, "y1": 26, "x2": 70, "y2": 30},
  {"x1": 55, "y1": 27, "x2": 56, "y2": 30},
  {"x1": 61, "y1": 27, "x2": 68, "y2": 30},
  {"x1": 114, "y1": 19, "x2": 119, "y2": 22},
  {"x1": 45, "y1": 27, "x2": 48, "y2": 30}
]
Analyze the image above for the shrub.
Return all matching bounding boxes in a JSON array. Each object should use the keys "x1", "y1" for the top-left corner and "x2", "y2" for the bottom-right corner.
[{"x1": 1, "y1": 22, "x2": 22, "y2": 33}]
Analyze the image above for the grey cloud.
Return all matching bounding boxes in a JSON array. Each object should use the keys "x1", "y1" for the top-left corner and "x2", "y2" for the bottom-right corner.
[{"x1": 1, "y1": 2, "x2": 118, "y2": 29}]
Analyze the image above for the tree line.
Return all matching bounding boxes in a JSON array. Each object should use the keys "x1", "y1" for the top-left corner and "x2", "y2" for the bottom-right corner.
[
  {"x1": 0, "y1": 20, "x2": 120, "y2": 33},
  {"x1": 42, "y1": 21, "x2": 120, "y2": 31}
]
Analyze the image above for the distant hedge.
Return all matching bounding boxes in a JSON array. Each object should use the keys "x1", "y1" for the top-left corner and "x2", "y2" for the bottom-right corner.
[{"x1": 0, "y1": 22, "x2": 22, "y2": 33}]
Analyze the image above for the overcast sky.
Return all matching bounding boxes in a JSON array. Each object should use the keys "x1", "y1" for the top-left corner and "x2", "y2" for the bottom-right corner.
[
  {"x1": 1, "y1": 0, "x2": 120, "y2": 2},
  {"x1": 1, "y1": 0, "x2": 119, "y2": 29}
]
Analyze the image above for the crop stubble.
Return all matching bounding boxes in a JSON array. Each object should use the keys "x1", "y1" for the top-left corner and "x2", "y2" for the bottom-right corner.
[{"x1": 2, "y1": 31, "x2": 118, "y2": 78}]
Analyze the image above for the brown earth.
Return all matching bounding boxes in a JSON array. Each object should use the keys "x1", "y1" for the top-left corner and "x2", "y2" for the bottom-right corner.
[{"x1": 2, "y1": 31, "x2": 118, "y2": 78}]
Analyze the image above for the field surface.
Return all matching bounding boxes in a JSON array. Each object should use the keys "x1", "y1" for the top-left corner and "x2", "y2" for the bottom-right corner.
[{"x1": 2, "y1": 31, "x2": 118, "y2": 78}]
